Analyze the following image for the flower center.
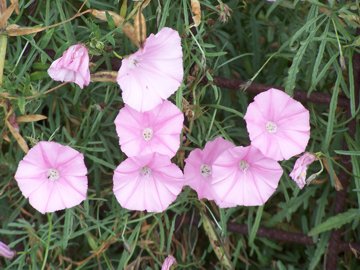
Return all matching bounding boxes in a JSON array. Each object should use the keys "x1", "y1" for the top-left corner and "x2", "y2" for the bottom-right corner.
[
  {"x1": 128, "y1": 56, "x2": 139, "y2": 69},
  {"x1": 140, "y1": 166, "x2": 152, "y2": 177},
  {"x1": 200, "y1": 164, "x2": 212, "y2": 177},
  {"x1": 265, "y1": 121, "x2": 277, "y2": 133},
  {"x1": 239, "y1": 160, "x2": 249, "y2": 172},
  {"x1": 47, "y1": 169, "x2": 60, "y2": 181},
  {"x1": 142, "y1": 128, "x2": 153, "y2": 141}
]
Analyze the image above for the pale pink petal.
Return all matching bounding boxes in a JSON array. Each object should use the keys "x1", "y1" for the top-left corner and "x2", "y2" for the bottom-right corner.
[
  {"x1": 47, "y1": 44, "x2": 90, "y2": 89},
  {"x1": 14, "y1": 141, "x2": 88, "y2": 214},
  {"x1": 115, "y1": 100, "x2": 184, "y2": 158},
  {"x1": 56, "y1": 176, "x2": 87, "y2": 206},
  {"x1": 113, "y1": 153, "x2": 184, "y2": 212},
  {"x1": 27, "y1": 181, "x2": 57, "y2": 214},
  {"x1": 290, "y1": 152, "x2": 317, "y2": 189},
  {"x1": 117, "y1": 27, "x2": 183, "y2": 112},
  {"x1": 212, "y1": 145, "x2": 283, "y2": 207},
  {"x1": 244, "y1": 88, "x2": 310, "y2": 161},
  {"x1": 184, "y1": 137, "x2": 235, "y2": 201},
  {"x1": 0, "y1": 241, "x2": 16, "y2": 260},
  {"x1": 161, "y1": 255, "x2": 177, "y2": 270}
]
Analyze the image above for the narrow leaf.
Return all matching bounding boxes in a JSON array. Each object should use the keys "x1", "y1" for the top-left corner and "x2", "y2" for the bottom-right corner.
[
  {"x1": 16, "y1": 114, "x2": 47, "y2": 123},
  {"x1": 309, "y1": 209, "x2": 360, "y2": 236}
]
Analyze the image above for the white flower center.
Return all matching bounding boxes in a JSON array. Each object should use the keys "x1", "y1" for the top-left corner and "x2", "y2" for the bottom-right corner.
[
  {"x1": 142, "y1": 128, "x2": 153, "y2": 141},
  {"x1": 47, "y1": 169, "x2": 60, "y2": 181},
  {"x1": 128, "y1": 57, "x2": 139, "y2": 69},
  {"x1": 266, "y1": 121, "x2": 277, "y2": 133},
  {"x1": 200, "y1": 164, "x2": 212, "y2": 177},
  {"x1": 140, "y1": 166, "x2": 152, "y2": 177},
  {"x1": 239, "y1": 160, "x2": 249, "y2": 172}
]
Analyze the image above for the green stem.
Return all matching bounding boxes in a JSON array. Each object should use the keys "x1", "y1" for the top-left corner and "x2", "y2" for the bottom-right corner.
[
  {"x1": 0, "y1": 34, "x2": 7, "y2": 86},
  {"x1": 41, "y1": 213, "x2": 53, "y2": 270}
]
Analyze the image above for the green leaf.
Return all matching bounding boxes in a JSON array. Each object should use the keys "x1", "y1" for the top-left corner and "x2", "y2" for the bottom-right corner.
[
  {"x1": 322, "y1": 74, "x2": 341, "y2": 150},
  {"x1": 309, "y1": 209, "x2": 360, "y2": 236},
  {"x1": 267, "y1": 188, "x2": 316, "y2": 226},
  {"x1": 334, "y1": 150, "x2": 360, "y2": 156},
  {"x1": 86, "y1": 153, "x2": 116, "y2": 170},
  {"x1": 249, "y1": 206, "x2": 264, "y2": 248}
]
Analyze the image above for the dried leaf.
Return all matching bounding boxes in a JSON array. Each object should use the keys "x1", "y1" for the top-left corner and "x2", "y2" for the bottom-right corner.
[
  {"x1": 91, "y1": 9, "x2": 139, "y2": 47},
  {"x1": 200, "y1": 210, "x2": 233, "y2": 269},
  {"x1": 16, "y1": 114, "x2": 47, "y2": 123},
  {"x1": 5, "y1": 120, "x2": 29, "y2": 153},
  {"x1": 134, "y1": 0, "x2": 151, "y2": 10},
  {"x1": 10, "y1": 0, "x2": 19, "y2": 14},
  {"x1": 191, "y1": 0, "x2": 201, "y2": 27},
  {"x1": 91, "y1": 71, "x2": 117, "y2": 83},
  {"x1": 323, "y1": 158, "x2": 343, "y2": 191},
  {"x1": 0, "y1": 0, "x2": 6, "y2": 12},
  {"x1": 8, "y1": 113, "x2": 19, "y2": 131},
  {"x1": 0, "y1": 3, "x2": 15, "y2": 28},
  {"x1": 91, "y1": 9, "x2": 125, "y2": 26},
  {"x1": 134, "y1": 11, "x2": 146, "y2": 46},
  {"x1": 6, "y1": 24, "x2": 45, "y2": 36},
  {"x1": 2, "y1": 131, "x2": 10, "y2": 142}
]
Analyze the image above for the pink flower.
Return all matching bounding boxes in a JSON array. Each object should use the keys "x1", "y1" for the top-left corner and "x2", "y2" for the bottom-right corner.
[
  {"x1": 244, "y1": 88, "x2": 310, "y2": 161},
  {"x1": 184, "y1": 137, "x2": 234, "y2": 202},
  {"x1": 0, "y1": 241, "x2": 15, "y2": 260},
  {"x1": 117, "y1": 27, "x2": 183, "y2": 112},
  {"x1": 14, "y1": 141, "x2": 88, "y2": 214},
  {"x1": 113, "y1": 153, "x2": 184, "y2": 212},
  {"x1": 115, "y1": 100, "x2": 184, "y2": 158},
  {"x1": 48, "y1": 44, "x2": 90, "y2": 89},
  {"x1": 161, "y1": 255, "x2": 177, "y2": 270},
  {"x1": 289, "y1": 152, "x2": 317, "y2": 189},
  {"x1": 211, "y1": 145, "x2": 283, "y2": 207}
]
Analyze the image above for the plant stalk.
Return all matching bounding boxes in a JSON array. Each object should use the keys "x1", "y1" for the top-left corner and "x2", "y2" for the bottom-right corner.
[{"x1": 0, "y1": 34, "x2": 7, "y2": 86}]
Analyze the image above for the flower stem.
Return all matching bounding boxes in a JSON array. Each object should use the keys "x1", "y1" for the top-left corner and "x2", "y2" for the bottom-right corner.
[
  {"x1": 0, "y1": 34, "x2": 7, "y2": 86},
  {"x1": 41, "y1": 213, "x2": 53, "y2": 270}
]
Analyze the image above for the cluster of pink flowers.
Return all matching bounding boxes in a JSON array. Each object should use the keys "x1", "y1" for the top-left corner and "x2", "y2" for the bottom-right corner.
[
  {"x1": 185, "y1": 88, "x2": 311, "y2": 206},
  {"x1": 12, "y1": 26, "x2": 316, "y2": 217}
]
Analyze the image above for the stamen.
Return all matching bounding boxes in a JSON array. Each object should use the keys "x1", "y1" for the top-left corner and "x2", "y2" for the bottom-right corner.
[
  {"x1": 47, "y1": 169, "x2": 60, "y2": 181},
  {"x1": 239, "y1": 160, "x2": 249, "y2": 172},
  {"x1": 142, "y1": 128, "x2": 153, "y2": 141},
  {"x1": 140, "y1": 166, "x2": 152, "y2": 177},
  {"x1": 200, "y1": 164, "x2": 212, "y2": 177},
  {"x1": 266, "y1": 121, "x2": 277, "y2": 133}
]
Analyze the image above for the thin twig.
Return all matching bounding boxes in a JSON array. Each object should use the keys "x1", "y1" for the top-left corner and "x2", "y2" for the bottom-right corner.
[
  {"x1": 210, "y1": 77, "x2": 349, "y2": 107},
  {"x1": 177, "y1": 214, "x2": 360, "y2": 253}
]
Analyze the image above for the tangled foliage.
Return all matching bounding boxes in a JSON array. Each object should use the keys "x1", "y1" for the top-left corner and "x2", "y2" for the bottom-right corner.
[{"x1": 1, "y1": 0, "x2": 360, "y2": 269}]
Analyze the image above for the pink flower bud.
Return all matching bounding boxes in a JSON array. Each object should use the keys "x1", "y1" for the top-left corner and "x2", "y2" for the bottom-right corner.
[
  {"x1": 289, "y1": 152, "x2": 317, "y2": 189},
  {"x1": 161, "y1": 255, "x2": 176, "y2": 270},
  {"x1": 0, "y1": 241, "x2": 15, "y2": 260},
  {"x1": 48, "y1": 44, "x2": 90, "y2": 89}
]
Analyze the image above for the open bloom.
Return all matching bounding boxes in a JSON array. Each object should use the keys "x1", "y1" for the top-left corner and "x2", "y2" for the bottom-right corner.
[
  {"x1": 244, "y1": 88, "x2": 310, "y2": 161},
  {"x1": 14, "y1": 141, "x2": 88, "y2": 214},
  {"x1": 0, "y1": 241, "x2": 15, "y2": 259},
  {"x1": 184, "y1": 137, "x2": 234, "y2": 202},
  {"x1": 161, "y1": 255, "x2": 177, "y2": 270},
  {"x1": 290, "y1": 152, "x2": 317, "y2": 189},
  {"x1": 113, "y1": 153, "x2": 184, "y2": 212},
  {"x1": 211, "y1": 145, "x2": 283, "y2": 207},
  {"x1": 115, "y1": 100, "x2": 184, "y2": 158},
  {"x1": 117, "y1": 27, "x2": 183, "y2": 112},
  {"x1": 48, "y1": 44, "x2": 90, "y2": 89}
]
